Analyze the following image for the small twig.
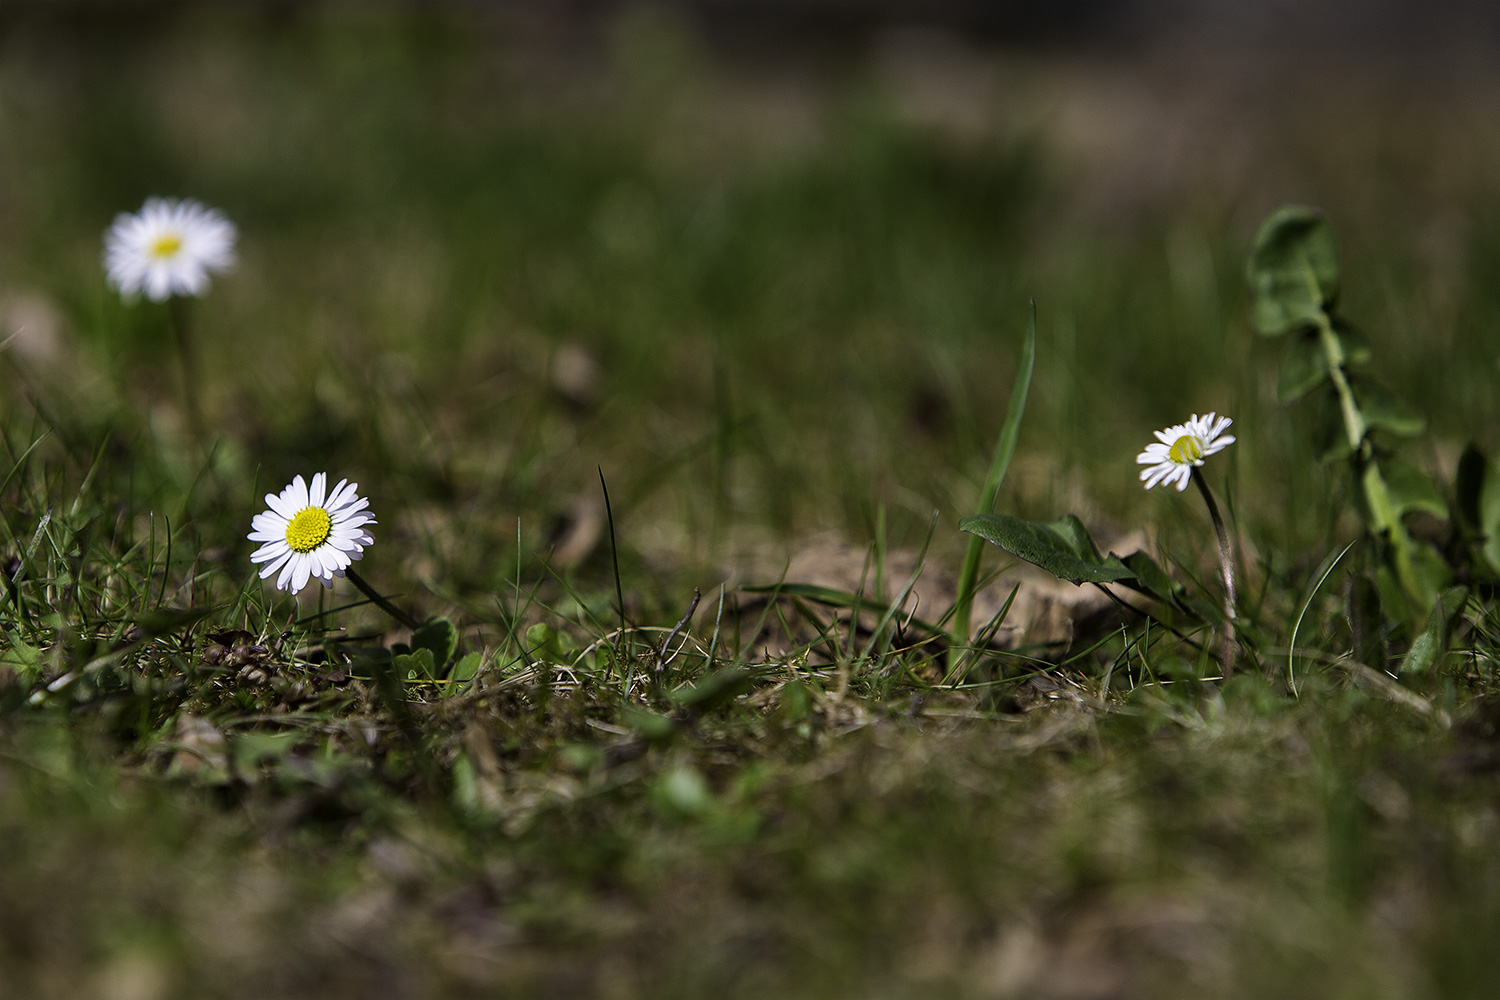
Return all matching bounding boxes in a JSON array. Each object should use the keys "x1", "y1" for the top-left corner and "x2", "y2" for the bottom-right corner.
[{"x1": 655, "y1": 587, "x2": 701, "y2": 692}]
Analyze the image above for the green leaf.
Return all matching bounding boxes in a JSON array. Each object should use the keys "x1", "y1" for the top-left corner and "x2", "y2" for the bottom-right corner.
[
  {"x1": 1277, "y1": 325, "x2": 1373, "y2": 402},
  {"x1": 1406, "y1": 545, "x2": 1453, "y2": 614},
  {"x1": 1247, "y1": 205, "x2": 1340, "y2": 336},
  {"x1": 959, "y1": 513, "x2": 1134, "y2": 585},
  {"x1": 1355, "y1": 381, "x2": 1425, "y2": 438},
  {"x1": 1120, "y1": 551, "x2": 1223, "y2": 624},
  {"x1": 411, "y1": 616, "x2": 458, "y2": 672},
  {"x1": 1331, "y1": 319, "x2": 1372, "y2": 366},
  {"x1": 1380, "y1": 458, "x2": 1447, "y2": 520},
  {"x1": 1399, "y1": 586, "x2": 1468, "y2": 674},
  {"x1": 525, "y1": 622, "x2": 564, "y2": 662},
  {"x1": 1277, "y1": 330, "x2": 1329, "y2": 401},
  {"x1": 394, "y1": 648, "x2": 436, "y2": 682},
  {"x1": 449, "y1": 651, "x2": 482, "y2": 685}
]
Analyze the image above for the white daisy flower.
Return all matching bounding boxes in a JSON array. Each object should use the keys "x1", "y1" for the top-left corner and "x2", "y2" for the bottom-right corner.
[
  {"x1": 248, "y1": 474, "x2": 375, "y2": 595},
  {"x1": 1137, "y1": 412, "x2": 1236, "y2": 491},
  {"x1": 102, "y1": 197, "x2": 237, "y2": 301}
]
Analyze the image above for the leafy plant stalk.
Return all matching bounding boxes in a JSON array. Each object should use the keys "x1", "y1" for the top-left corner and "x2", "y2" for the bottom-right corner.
[
  {"x1": 949, "y1": 301, "x2": 1035, "y2": 679},
  {"x1": 1311, "y1": 311, "x2": 1424, "y2": 613}
]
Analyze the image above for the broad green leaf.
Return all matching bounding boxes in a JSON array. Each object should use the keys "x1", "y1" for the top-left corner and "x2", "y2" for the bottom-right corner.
[
  {"x1": 1355, "y1": 381, "x2": 1425, "y2": 438},
  {"x1": 1406, "y1": 545, "x2": 1453, "y2": 613},
  {"x1": 525, "y1": 622, "x2": 564, "y2": 662},
  {"x1": 959, "y1": 513, "x2": 1134, "y2": 585},
  {"x1": 395, "y1": 648, "x2": 436, "y2": 682},
  {"x1": 449, "y1": 651, "x2": 482, "y2": 685},
  {"x1": 1120, "y1": 550, "x2": 1176, "y2": 604},
  {"x1": 1380, "y1": 458, "x2": 1447, "y2": 520},
  {"x1": 1045, "y1": 514, "x2": 1105, "y2": 564},
  {"x1": 1247, "y1": 205, "x2": 1340, "y2": 336},
  {"x1": 1399, "y1": 586, "x2": 1468, "y2": 674},
  {"x1": 411, "y1": 616, "x2": 458, "y2": 672},
  {"x1": 1277, "y1": 330, "x2": 1330, "y2": 401}
]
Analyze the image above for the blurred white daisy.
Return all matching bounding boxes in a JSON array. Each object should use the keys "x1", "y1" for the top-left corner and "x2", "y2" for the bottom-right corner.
[
  {"x1": 103, "y1": 197, "x2": 237, "y2": 301},
  {"x1": 248, "y1": 474, "x2": 375, "y2": 595},
  {"x1": 1137, "y1": 412, "x2": 1236, "y2": 491}
]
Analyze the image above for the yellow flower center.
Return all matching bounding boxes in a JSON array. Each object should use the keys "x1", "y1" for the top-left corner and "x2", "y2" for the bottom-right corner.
[
  {"x1": 285, "y1": 507, "x2": 332, "y2": 553},
  {"x1": 150, "y1": 233, "x2": 183, "y2": 259},
  {"x1": 1168, "y1": 434, "x2": 1205, "y2": 465}
]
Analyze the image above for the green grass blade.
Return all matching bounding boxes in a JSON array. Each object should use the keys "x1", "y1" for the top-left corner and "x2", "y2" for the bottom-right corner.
[{"x1": 949, "y1": 300, "x2": 1037, "y2": 669}]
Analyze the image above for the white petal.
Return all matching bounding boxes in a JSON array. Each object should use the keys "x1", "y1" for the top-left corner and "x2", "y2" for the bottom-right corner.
[
  {"x1": 261, "y1": 550, "x2": 292, "y2": 581},
  {"x1": 265, "y1": 491, "x2": 298, "y2": 519},
  {"x1": 250, "y1": 540, "x2": 291, "y2": 563},
  {"x1": 291, "y1": 559, "x2": 312, "y2": 595}
]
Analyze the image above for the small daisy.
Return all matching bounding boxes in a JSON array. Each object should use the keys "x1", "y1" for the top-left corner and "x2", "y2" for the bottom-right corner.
[
  {"x1": 103, "y1": 197, "x2": 237, "y2": 301},
  {"x1": 248, "y1": 474, "x2": 375, "y2": 595},
  {"x1": 1137, "y1": 412, "x2": 1236, "y2": 491}
]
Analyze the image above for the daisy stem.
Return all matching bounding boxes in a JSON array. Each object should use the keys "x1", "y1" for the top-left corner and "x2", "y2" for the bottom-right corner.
[
  {"x1": 167, "y1": 297, "x2": 205, "y2": 444},
  {"x1": 1192, "y1": 468, "x2": 1238, "y2": 677},
  {"x1": 343, "y1": 567, "x2": 422, "y2": 632}
]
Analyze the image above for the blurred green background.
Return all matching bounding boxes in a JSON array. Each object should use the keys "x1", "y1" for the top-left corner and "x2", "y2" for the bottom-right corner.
[{"x1": 6, "y1": 1, "x2": 1499, "y2": 600}]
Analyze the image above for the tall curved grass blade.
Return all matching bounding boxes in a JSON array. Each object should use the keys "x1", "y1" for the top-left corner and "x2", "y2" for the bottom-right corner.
[
  {"x1": 1288, "y1": 539, "x2": 1358, "y2": 697},
  {"x1": 950, "y1": 301, "x2": 1036, "y2": 670}
]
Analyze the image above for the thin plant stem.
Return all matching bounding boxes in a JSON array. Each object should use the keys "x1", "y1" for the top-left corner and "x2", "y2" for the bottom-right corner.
[
  {"x1": 167, "y1": 297, "x2": 205, "y2": 444},
  {"x1": 343, "y1": 566, "x2": 421, "y2": 632},
  {"x1": 1192, "y1": 468, "x2": 1238, "y2": 677}
]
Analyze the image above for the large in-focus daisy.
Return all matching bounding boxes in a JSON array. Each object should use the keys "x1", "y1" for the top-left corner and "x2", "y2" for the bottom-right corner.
[
  {"x1": 248, "y1": 474, "x2": 375, "y2": 595},
  {"x1": 103, "y1": 197, "x2": 237, "y2": 301},
  {"x1": 1137, "y1": 412, "x2": 1236, "y2": 491}
]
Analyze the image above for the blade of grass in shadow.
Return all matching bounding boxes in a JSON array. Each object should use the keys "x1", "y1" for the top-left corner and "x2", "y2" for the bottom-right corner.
[{"x1": 949, "y1": 300, "x2": 1036, "y2": 678}]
